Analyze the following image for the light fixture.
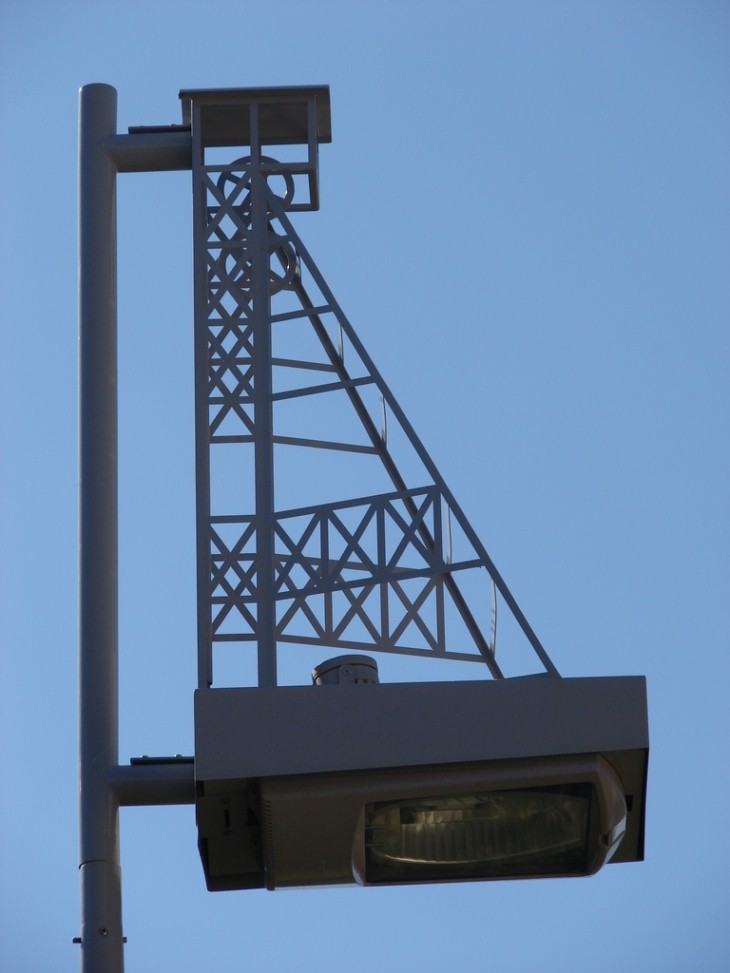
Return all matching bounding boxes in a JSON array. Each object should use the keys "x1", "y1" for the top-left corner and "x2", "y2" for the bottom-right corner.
[
  {"x1": 354, "y1": 761, "x2": 627, "y2": 885},
  {"x1": 194, "y1": 668, "x2": 647, "y2": 890}
]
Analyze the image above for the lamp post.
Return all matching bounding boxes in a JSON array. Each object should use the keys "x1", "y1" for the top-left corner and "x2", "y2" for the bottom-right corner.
[
  {"x1": 78, "y1": 81, "x2": 123, "y2": 973},
  {"x1": 77, "y1": 83, "x2": 647, "y2": 973},
  {"x1": 77, "y1": 83, "x2": 194, "y2": 973}
]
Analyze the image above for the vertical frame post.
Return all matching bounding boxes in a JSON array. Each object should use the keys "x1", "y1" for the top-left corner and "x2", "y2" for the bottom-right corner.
[
  {"x1": 250, "y1": 105, "x2": 277, "y2": 687},
  {"x1": 190, "y1": 101, "x2": 214, "y2": 690},
  {"x1": 78, "y1": 82, "x2": 124, "y2": 973}
]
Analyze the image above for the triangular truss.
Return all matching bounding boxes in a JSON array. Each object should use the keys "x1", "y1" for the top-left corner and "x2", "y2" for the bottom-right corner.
[{"x1": 192, "y1": 149, "x2": 559, "y2": 686}]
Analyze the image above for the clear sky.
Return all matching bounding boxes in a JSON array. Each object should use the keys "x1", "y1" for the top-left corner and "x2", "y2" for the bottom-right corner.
[{"x1": 0, "y1": 2, "x2": 728, "y2": 971}]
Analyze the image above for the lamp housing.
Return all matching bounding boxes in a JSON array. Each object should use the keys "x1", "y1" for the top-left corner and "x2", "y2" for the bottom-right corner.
[{"x1": 193, "y1": 676, "x2": 648, "y2": 891}]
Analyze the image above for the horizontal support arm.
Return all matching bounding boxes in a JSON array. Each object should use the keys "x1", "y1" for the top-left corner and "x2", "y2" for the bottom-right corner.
[
  {"x1": 104, "y1": 132, "x2": 192, "y2": 172},
  {"x1": 106, "y1": 762, "x2": 195, "y2": 806}
]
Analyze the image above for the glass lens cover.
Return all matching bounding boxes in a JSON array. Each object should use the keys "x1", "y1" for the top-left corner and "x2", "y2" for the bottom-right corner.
[{"x1": 364, "y1": 783, "x2": 593, "y2": 882}]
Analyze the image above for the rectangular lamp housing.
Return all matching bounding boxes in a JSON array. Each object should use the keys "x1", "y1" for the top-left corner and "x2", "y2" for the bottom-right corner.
[{"x1": 193, "y1": 676, "x2": 648, "y2": 890}]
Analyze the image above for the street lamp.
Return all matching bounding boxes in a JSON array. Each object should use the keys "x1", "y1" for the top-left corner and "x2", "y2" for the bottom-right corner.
[
  {"x1": 78, "y1": 83, "x2": 647, "y2": 973},
  {"x1": 195, "y1": 661, "x2": 647, "y2": 890}
]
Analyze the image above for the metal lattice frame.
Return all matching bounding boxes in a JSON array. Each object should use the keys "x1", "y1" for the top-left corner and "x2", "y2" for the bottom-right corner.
[{"x1": 190, "y1": 99, "x2": 559, "y2": 688}]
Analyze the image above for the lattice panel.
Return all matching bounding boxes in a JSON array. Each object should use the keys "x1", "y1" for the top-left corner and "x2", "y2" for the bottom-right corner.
[
  {"x1": 192, "y1": 138, "x2": 559, "y2": 686},
  {"x1": 209, "y1": 487, "x2": 492, "y2": 662}
]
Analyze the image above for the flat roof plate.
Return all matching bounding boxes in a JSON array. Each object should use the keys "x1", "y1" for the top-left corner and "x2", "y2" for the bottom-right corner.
[{"x1": 179, "y1": 85, "x2": 331, "y2": 146}]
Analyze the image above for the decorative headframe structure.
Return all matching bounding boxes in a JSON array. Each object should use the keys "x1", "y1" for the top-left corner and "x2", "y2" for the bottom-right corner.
[{"x1": 182, "y1": 85, "x2": 560, "y2": 690}]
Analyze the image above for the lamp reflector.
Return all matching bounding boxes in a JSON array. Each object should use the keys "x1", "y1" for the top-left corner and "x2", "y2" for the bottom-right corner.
[{"x1": 364, "y1": 783, "x2": 597, "y2": 882}]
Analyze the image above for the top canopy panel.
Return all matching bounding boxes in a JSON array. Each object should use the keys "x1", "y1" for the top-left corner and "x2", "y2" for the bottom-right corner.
[{"x1": 179, "y1": 85, "x2": 331, "y2": 147}]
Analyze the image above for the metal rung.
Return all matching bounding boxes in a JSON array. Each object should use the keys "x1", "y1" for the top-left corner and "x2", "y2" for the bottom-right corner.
[{"x1": 272, "y1": 435, "x2": 377, "y2": 454}]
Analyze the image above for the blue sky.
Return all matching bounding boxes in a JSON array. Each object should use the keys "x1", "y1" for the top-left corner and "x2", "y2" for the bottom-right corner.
[{"x1": 1, "y1": 2, "x2": 728, "y2": 971}]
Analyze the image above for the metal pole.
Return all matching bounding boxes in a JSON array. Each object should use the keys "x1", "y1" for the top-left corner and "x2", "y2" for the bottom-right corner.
[
  {"x1": 250, "y1": 110, "x2": 277, "y2": 687},
  {"x1": 78, "y1": 82, "x2": 124, "y2": 973}
]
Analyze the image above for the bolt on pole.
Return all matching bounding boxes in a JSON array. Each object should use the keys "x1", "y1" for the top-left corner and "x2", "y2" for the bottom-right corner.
[{"x1": 78, "y1": 82, "x2": 125, "y2": 973}]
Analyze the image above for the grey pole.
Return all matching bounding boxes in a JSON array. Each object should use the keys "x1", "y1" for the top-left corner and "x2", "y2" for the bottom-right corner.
[
  {"x1": 78, "y1": 82, "x2": 124, "y2": 973},
  {"x1": 250, "y1": 112, "x2": 277, "y2": 688}
]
